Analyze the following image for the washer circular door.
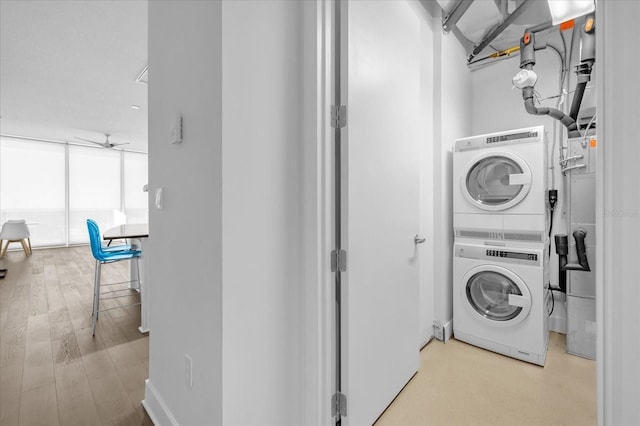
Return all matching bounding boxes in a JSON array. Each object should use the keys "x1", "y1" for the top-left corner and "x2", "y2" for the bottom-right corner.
[
  {"x1": 462, "y1": 152, "x2": 532, "y2": 211},
  {"x1": 461, "y1": 264, "x2": 531, "y2": 327}
]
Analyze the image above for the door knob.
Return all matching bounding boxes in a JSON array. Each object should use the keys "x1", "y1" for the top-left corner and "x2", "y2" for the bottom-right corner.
[{"x1": 414, "y1": 234, "x2": 426, "y2": 244}]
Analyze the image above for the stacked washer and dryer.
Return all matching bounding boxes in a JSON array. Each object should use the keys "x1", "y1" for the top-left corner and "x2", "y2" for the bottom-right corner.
[{"x1": 452, "y1": 126, "x2": 551, "y2": 366}]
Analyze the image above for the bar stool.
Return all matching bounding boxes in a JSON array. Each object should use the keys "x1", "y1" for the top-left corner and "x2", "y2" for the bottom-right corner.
[
  {"x1": 0, "y1": 220, "x2": 32, "y2": 258},
  {"x1": 86, "y1": 219, "x2": 142, "y2": 336}
]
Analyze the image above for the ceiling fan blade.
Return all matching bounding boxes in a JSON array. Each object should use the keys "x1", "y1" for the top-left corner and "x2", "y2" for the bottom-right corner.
[
  {"x1": 75, "y1": 136, "x2": 102, "y2": 145},
  {"x1": 110, "y1": 142, "x2": 130, "y2": 147}
]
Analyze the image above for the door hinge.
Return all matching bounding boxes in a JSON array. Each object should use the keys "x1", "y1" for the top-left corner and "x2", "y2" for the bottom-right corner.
[
  {"x1": 331, "y1": 392, "x2": 347, "y2": 418},
  {"x1": 331, "y1": 249, "x2": 347, "y2": 272},
  {"x1": 331, "y1": 105, "x2": 347, "y2": 128}
]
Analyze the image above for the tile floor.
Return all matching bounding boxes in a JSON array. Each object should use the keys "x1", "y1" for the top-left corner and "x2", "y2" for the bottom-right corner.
[{"x1": 377, "y1": 332, "x2": 596, "y2": 425}]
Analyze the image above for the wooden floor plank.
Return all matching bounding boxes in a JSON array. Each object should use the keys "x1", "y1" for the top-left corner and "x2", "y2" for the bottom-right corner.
[
  {"x1": 0, "y1": 325, "x2": 27, "y2": 372},
  {"x1": 0, "y1": 370, "x2": 22, "y2": 426},
  {"x1": 18, "y1": 382, "x2": 59, "y2": 426},
  {"x1": 2, "y1": 284, "x2": 31, "y2": 331},
  {"x1": 54, "y1": 359, "x2": 102, "y2": 426},
  {"x1": 52, "y1": 330, "x2": 82, "y2": 365},
  {"x1": 48, "y1": 308, "x2": 75, "y2": 342},
  {"x1": 21, "y1": 314, "x2": 55, "y2": 392},
  {"x1": 1, "y1": 247, "x2": 150, "y2": 426},
  {"x1": 86, "y1": 373, "x2": 141, "y2": 426},
  {"x1": 27, "y1": 279, "x2": 49, "y2": 317}
]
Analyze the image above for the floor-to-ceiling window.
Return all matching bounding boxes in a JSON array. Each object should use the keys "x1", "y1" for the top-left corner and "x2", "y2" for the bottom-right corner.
[
  {"x1": 68, "y1": 145, "x2": 122, "y2": 244},
  {"x1": 0, "y1": 136, "x2": 148, "y2": 247},
  {"x1": 0, "y1": 138, "x2": 66, "y2": 245}
]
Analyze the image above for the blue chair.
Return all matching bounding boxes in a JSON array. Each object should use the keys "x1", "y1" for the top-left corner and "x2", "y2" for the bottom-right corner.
[{"x1": 87, "y1": 219, "x2": 142, "y2": 336}]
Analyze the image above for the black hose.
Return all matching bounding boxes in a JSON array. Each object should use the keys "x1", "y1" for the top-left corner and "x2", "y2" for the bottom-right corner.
[
  {"x1": 570, "y1": 81, "x2": 588, "y2": 120},
  {"x1": 573, "y1": 229, "x2": 591, "y2": 271}
]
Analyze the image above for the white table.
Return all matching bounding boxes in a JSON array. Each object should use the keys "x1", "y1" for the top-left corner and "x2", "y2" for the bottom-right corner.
[{"x1": 103, "y1": 224, "x2": 149, "y2": 333}]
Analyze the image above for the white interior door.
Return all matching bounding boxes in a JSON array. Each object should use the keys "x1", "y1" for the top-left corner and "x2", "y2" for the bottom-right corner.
[{"x1": 342, "y1": 1, "x2": 420, "y2": 424}]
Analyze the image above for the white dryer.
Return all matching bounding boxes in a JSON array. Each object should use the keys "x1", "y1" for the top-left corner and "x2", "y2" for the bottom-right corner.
[
  {"x1": 453, "y1": 239, "x2": 550, "y2": 366},
  {"x1": 453, "y1": 126, "x2": 548, "y2": 243}
]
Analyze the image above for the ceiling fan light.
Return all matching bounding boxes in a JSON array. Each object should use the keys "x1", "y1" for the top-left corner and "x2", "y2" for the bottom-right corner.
[
  {"x1": 130, "y1": 104, "x2": 141, "y2": 110},
  {"x1": 547, "y1": 0, "x2": 595, "y2": 25}
]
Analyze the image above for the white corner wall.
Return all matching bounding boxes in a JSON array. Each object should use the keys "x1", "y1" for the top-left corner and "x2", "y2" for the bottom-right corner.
[
  {"x1": 220, "y1": 1, "x2": 306, "y2": 425},
  {"x1": 415, "y1": 0, "x2": 436, "y2": 347},
  {"x1": 146, "y1": 1, "x2": 311, "y2": 425},
  {"x1": 432, "y1": 16, "x2": 473, "y2": 338},
  {"x1": 598, "y1": 2, "x2": 640, "y2": 425},
  {"x1": 145, "y1": 1, "x2": 223, "y2": 425}
]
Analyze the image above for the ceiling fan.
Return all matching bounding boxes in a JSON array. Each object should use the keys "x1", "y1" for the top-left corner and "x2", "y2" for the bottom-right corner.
[{"x1": 75, "y1": 133, "x2": 129, "y2": 149}]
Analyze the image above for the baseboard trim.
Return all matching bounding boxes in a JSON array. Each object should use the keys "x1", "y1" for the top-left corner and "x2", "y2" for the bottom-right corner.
[
  {"x1": 142, "y1": 379, "x2": 179, "y2": 426},
  {"x1": 443, "y1": 319, "x2": 453, "y2": 343},
  {"x1": 549, "y1": 315, "x2": 567, "y2": 334}
]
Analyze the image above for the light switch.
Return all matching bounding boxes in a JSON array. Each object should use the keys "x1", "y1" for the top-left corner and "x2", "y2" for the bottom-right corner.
[{"x1": 155, "y1": 187, "x2": 163, "y2": 210}]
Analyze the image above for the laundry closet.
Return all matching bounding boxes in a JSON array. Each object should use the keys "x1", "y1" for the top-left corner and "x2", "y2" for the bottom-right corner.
[
  {"x1": 330, "y1": 0, "x2": 598, "y2": 423},
  {"x1": 145, "y1": 1, "x2": 638, "y2": 425}
]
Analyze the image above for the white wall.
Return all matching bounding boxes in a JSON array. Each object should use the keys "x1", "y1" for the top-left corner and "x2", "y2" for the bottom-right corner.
[
  {"x1": 431, "y1": 12, "x2": 473, "y2": 339},
  {"x1": 146, "y1": 2, "x2": 223, "y2": 425},
  {"x1": 221, "y1": 1, "x2": 305, "y2": 424},
  {"x1": 598, "y1": 2, "x2": 640, "y2": 425},
  {"x1": 146, "y1": 1, "x2": 310, "y2": 425},
  {"x1": 416, "y1": 0, "x2": 436, "y2": 347}
]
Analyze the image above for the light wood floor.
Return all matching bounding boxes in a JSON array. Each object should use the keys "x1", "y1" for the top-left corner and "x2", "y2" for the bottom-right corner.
[
  {"x1": 377, "y1": 333, "x2": 597, "y2": 425},
  {"x1": 2, "y1": 247, "x2": 596, "y2": 426},
  {"x1": 0, "y1": 247, "x2": 151, "y2": 426}
]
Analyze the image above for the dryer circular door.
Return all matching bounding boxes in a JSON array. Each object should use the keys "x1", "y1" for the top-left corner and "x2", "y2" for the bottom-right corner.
[
  {"x1": 461, "y1": 152, "x2": 532, "y2": 211},
  {"x1": 461, "y1": 264, "x2": 532, "y2": 327}
]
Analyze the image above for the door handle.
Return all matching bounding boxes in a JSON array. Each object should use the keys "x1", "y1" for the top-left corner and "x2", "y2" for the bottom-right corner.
[
  {"x1": 508, "y1": 173, "x2": 530, "y2": 186},
  {"x1": 508, "y1": 294, "x2": 531, "y2": 309},
  {"x1": 414, "y1": 234, "x2": 426, "y2": 244}
]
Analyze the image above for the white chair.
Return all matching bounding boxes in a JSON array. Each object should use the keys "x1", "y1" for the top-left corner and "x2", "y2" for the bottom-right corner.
[{"x1": 0, "y1": 220, "x2": 32, "y2": 258}]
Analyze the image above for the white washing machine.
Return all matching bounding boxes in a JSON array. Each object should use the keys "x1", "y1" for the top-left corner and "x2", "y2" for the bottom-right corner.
[
  {"x1": 453, "y1": 126, "x2": 548, "y2": 243},
  {"x1": 453, "y1": 239, "x2": 551, "y2": 366}
]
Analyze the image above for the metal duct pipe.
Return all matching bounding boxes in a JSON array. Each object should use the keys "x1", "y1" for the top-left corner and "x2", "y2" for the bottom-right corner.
[
  {"x1": 569, "y1": 14, "x2": 596, "y2": 121},
  {"x1": 468, "y1": 0, "x2": 533, "y2": 62},
  {"x1": 442, "y1": 0, "x2": 475, "y2": 32},
  {"x1": 522, "y1": 86, "x2": 577, "y2": 130},
  {"x1": 517, "y1": 15, "x2": 595, "y2": 138}
]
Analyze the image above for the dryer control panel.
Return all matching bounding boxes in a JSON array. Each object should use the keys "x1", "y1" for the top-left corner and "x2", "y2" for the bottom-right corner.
[
  {"x1": 455, "y1": 243, "x2": 543, "y2": 267},
  {"x1": 455, "y1": 125, "x2": 544, "y2": 152},
  {"x1": 486, "y1": 249, "x2": 538, "y2": 262}
]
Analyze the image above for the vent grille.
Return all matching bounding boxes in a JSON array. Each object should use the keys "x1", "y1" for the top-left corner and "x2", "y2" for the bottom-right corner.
[
  {"x1": 503, "y1": 232, "x2": 544, "y2": 242},
  {"x1": 456, "y1": 229, "x2": 544, "y2": 242},
  {"x1": 456, "y1": 230, "x2": 502, "y2": 240}
]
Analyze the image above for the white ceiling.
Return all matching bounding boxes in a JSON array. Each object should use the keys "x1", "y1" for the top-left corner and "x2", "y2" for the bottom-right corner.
[{"x1": 0, "y1": 0, "x2": 148, "y2": 152}]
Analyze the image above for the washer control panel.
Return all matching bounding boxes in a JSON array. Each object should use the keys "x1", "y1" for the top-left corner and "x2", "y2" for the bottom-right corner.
[{"x1": 486, "y1": 249, "x2": 538, "y2": 262}]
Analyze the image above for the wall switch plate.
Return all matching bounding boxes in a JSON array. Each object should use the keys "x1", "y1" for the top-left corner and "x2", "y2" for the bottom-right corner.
[{"x1": 170, "y1": 114, "x2": 183, "y2": 144}]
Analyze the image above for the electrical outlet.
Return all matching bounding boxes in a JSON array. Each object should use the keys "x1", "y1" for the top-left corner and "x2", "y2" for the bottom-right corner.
[
  {"x1": 185, "y1": 354, "x2": 193, "y2": 389},
  {"x1": 433, "y1": 320, "x2": 444, "y2": 341}
]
